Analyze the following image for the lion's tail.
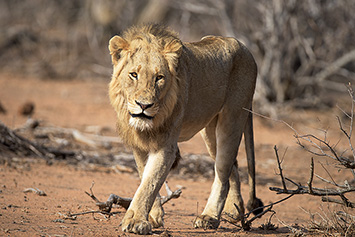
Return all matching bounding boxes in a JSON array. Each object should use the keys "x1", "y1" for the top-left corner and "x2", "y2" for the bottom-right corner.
[{"x1": 244, "y1": 107, "x2": 264, "y2": 215}]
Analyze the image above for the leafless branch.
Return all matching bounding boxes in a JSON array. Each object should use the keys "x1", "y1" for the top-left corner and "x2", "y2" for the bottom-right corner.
[
  {"x1": 224, "y1": 189, "x2": 295, "y2": 231},
  {"x1": 274, "y1": 145, "x2": 287, "y2": 192},
  {"x1": 160, "y1": 182, "x2": 182, "y2": 205},
  {"x1": 307, "y1": 157, "x2": 314, "y2": 195},
  {"x1": 66, "y1": 181, "x2": 182, "y2": 219},
  {"x1": 321, "y1": 196, "x2": 355, "y2": 208}
]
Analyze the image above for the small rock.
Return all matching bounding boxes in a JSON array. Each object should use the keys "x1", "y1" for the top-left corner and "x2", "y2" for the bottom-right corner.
[{"x1": 18, "y1": 102, "x2": 35, "y2": 117}]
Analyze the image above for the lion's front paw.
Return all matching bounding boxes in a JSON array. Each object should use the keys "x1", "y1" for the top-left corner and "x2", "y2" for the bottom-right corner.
[
  {"x1": 193, "y1": 215, "x2": 220, "y2": 229},
  {"x1": 121, "y1": 210, "x2": 152, "y2": 235}
]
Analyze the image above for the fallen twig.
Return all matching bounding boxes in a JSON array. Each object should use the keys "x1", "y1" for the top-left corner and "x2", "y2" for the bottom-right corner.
[
  {"x1": 161, "y1": 182, "x2": 182, "y2": 205},
  {"x1": 23, "y1": 187, "x2": 47, "y2": 196},
  {"x1": 68, "y1": 181, "x2": 182, "y2": 219}
]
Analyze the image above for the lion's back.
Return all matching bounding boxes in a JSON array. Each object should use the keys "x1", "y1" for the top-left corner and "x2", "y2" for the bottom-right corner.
[{"x1": 178, "y1": 36, "x2": 257, "y2": 141}]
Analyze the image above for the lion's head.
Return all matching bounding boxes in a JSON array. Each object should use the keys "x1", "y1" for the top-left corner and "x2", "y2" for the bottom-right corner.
[{"x1": 108, "y1": 24, "x2": 183, "y2": 134}]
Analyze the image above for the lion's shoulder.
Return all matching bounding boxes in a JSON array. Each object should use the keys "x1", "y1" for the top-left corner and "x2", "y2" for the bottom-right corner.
[{"x1": 184, "y1": 35, "x2": 241, "y2": 58}]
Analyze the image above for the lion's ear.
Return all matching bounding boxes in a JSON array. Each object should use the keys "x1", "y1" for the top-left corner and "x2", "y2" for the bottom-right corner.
[
  {"x1": 108, "y1": 36, "x2": 129, "y2": 64},
  {"x1": 163, "y1": 39, "x2": 182, "y2": 73},
  {"x1": 163, "y1": 39, "x2": 182, "y2": 57}
]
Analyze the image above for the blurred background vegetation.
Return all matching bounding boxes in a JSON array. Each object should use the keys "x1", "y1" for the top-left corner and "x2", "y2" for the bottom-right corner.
[{"x1": 1, "y1": 0, "x2": 355, "y2": 114}]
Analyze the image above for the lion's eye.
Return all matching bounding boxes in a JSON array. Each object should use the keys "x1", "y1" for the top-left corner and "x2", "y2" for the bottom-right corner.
[
  {"x1": 129, "y1": 72, "x2": 138, "y2": 80},
  {"x1": 156, "y1": 75, "x2": 164, "y2": 82}
]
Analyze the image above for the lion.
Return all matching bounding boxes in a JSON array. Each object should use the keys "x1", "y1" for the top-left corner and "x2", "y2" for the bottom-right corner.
[{"x1": 108, "y1": 24, "x2": 263, "y2": 234}]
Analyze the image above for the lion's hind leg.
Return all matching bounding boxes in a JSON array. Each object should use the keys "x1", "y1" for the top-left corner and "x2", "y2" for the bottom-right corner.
[
  {"x1": 200, "y1": 117, "x2": 245, "y2": 224},
  {"x1": 194, "y1": 109, "x2": 248, "y2": 229},
  {"x1": 148, "y1": 196, "x2": 164, "y2": 228},
  {"x1": 223, "y1": 163, "x2": 245, "y2": 222}
]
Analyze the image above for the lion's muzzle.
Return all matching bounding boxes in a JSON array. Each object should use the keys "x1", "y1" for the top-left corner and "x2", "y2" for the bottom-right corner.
[
  {"x1": 129, "y1": 112, "x2": 153, "y2": 120},
  {"x1": 129, "y1": 100, "x2": 157, "y2": 118},
  {"x1": 135, "y1": 100, "x2": 154, "y2": 111},
  {"x1": 128, "y1": 100, "x2": 159, "y2": 131}
]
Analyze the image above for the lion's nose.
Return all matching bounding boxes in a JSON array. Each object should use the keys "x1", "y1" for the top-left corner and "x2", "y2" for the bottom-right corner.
[{"x1": 135, "y1": 100, "x2": 154, "y2": 110}]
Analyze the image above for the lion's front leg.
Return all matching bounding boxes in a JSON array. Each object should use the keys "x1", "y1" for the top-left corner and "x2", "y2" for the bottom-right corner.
[
  {"x1": 121, "y1": 146, "x2": 176, "y2": 235},
  {"x1": 131, "y1": 149, "x2": 164, "y2": 229}
]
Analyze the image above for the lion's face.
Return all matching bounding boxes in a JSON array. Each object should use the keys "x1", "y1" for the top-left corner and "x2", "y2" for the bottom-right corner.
[
  {"x1": 121, "y1": 47, "x2": 172, "y2": 131},
  {"x1": 109, "y1": 34, "x2": 182, "y2": 131}
]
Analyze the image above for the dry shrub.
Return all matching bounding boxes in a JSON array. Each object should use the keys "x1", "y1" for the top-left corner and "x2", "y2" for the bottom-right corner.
[{"x1": 1, "y1": 0, "x2": 354, "y2": 110}]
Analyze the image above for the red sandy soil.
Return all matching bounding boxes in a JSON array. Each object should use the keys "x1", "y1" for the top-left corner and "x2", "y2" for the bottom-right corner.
[{"x1": 1, "y1": 73, "x2": 354, "y2": 236}]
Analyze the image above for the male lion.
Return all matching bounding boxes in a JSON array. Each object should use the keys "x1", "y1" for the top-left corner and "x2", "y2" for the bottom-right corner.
[{"x1": 108, "y1": 24, "x2": 263, "y2": 234}]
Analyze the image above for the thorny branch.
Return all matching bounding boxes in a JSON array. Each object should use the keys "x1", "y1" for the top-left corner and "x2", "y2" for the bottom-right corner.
[
  {"x1": 224, "y1": 191, "x2": 295, "y2": 231},
  {"x1": 65, "y1": 181, "x2": 182, "y2": 219},
  {"x1": 270, "y1": 146, "x2": 355, "y2": 198},
  {"x1": 274, "y1": 145, "x2": 287, "y2": 192},
  {"x1": 244, "y1": 90, "x2": 355, "y2": 231},
  {"x1": 249, "y1": 85, "x2": 354, "y2": 211}
]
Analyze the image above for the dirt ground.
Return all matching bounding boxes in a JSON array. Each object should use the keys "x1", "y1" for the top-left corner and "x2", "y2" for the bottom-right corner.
[{"x1": 1, "y1": 73, "x2": 355, "y2": 236}]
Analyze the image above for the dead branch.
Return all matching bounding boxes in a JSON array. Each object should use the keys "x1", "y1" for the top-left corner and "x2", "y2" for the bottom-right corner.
[
  {"x1": 307, "y1": 157, "x2": 314, "y2": 195},
  {"x1": 321, "y1": 196, "x2": 355, "y2": 208},
  {"x1": 23, "y1": 188, "x2": 47, "y2": 196},
  {"x1": 268, "y1": 82, "x2": 355, "y2": 209},
  {"x1": 269, "y1": 147, "x2": 355, "y2": 197},
  {"x1": 0, "y1": 121, "x2": 86, "y2": 160},
  {"x1": 85, "y1": 181, "x2": 101, "y2": 203},
  {"x1": 270, "y1": 142, "x2": 355, "y2": 211},
  {"x1": 160, "y1": 181, "x2": 182, "y2": 205},
  {"x1": 0, "y1": 121, "x2": 54, "y2": 159},
  {"x1": 60, "y1": 210, "x2": 119, "y2": 220},
  {"x1": 295, "y1": 134, "x2": 340, "y2": 162},
  {"x1": 338, "y1": 84, "x2": 355, "y2": 166},
  {"x1": 72, "y1": 129, "x2": 121, "y2": 148},
  {"x1": 251, "y1": 102, "x2": 355, "y2": 223},
  {"x1": 68, "y1": 181, "x2": 182, "y2": 219},
  {"x1": 83, "y1": 181, "x2": 132, "y2": 212},
  {"x1": 35, "y1": 126, "x2": 121, "y2": 148},
  {"x1": 274, "y1": 145, "x2": 287, "y2": 192},
  {"x1": 224, "y1": 192, "x2": 295, "y2": 231},
  {"x1": 94, "y1": 194, "x2": 132, "y2": 212}
]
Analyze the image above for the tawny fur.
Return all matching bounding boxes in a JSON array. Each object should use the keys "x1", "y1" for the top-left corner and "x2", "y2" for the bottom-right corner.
[{"x1": 108, "y1": 24, "x2": 261, "y2": 235}]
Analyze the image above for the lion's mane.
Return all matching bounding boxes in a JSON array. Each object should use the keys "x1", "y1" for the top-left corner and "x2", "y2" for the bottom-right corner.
[{"x1": 109, "y1": 24, "x2": 184, "y2": 151}]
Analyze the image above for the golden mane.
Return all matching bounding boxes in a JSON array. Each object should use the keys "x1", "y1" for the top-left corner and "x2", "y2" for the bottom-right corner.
[
  {"x1": 122, "y1": 24, "x2": 179, "y2": 42},
  {"x1": 108, "y1": 24, "x2": 183, "y2": 151}
]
